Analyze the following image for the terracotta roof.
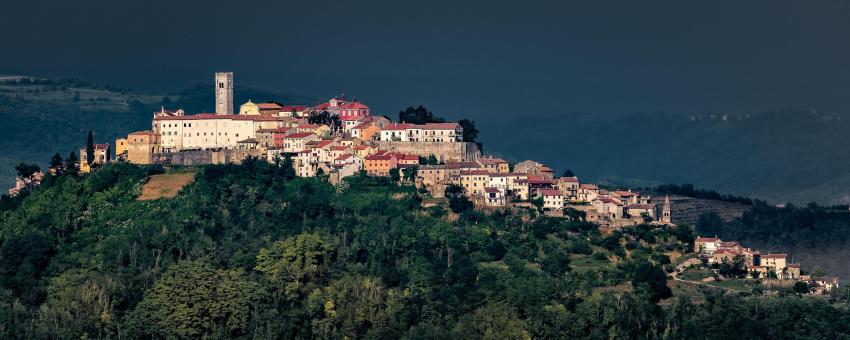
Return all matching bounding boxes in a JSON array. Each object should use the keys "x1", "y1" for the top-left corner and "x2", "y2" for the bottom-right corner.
[
  {"x1": 285, "y1": 132, "x2": 316, "y2": 139},
  {"x1": 94, "y1": 144, "x2": 109, "y2": 149},
  {"x1": 539, "y1": 189, "x2": 563, "y2": 196},
  {"x1": 129, "y1": 130, "x2": 155, "y2": 136},
  {"x1": 353, "y1": 146, "x2": 369, "y2": 150},
  {"x1": 714, "y1": 249, "x2": 738, "y2": 255},
  {"x1": 365, "y1": 154, "x2": 394, "y2": 161},
  {"x1": 331, "y1": 146, "x2": 350, "y2": 151},
  {"x1": 580, "y1": 184, "x2": 598, "y2": 190},
  {"x1": 787, "y1": 263, "x2": 800, "y2": 268},
  {"x1": 484, "y1": 187, "x2": 500, "y2": 193},
  {"x1": 422, "y1": 122, "x2": 460, "y2": 130},
  {"x1": 460, "y1": 169, "x2": 490, "y2": 176},
  {"x1": 763, "y1": 254, "x2": 788, "y2": 259},
  {"x1": 335, "y1": 153, "x2": 354, "y2": 161},
  {"x1": 595, "y1": 197, "x2": 622, "y2": 205},
  {"x1": 382, "y1": 123, "x2": 414, "y2": 131},
  {"x1": 338, "y1": 102, "x2": 369, "y2": 109},
  {"x1": 696, "y1": 237, "x2": 720, "y2": 242},
  {"x1": 628, "y1": 204, "x2": 656, "y2": 209},
  {"x1": 257, "y1": 102, "x2": 282, "y2": 109},
  {"x1": 313, "y1": 140, "x2": 334, "y2": 148},
  {"x1": 559, "y1": 177, "x2": 579, "y2": 183}
]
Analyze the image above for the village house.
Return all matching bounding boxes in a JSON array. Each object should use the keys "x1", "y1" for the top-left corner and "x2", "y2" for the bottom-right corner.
[
  {"x1": 126, "y1": 131, "x2": 157, "y2": 164},
  {"x1": 513, "y1": 160, "x2": 556, "y2": 179},
  {"x1": 283, "y1": 132, "x2": 318, "y2": 153},
  {"x1": 79, "y1": 143, "x2": 110, "y2": 173},
  {"x1": 331, "y1": 154, "x2": 363, "y2": 180},
  {"x1": 364, "y1": 153, "x2": 399, "y2": 177},
  {"x1": 539, "y1": 189, "x2": 565, "y2": 210},
  {"x1": 626, "y1": 203, "x2": 657, "y2": 220},
  {"x1": 557, "y1": 176, "x2": 579, "y2": 199},
  {"x1": 477, "y1": 156, "x2": 510, "y2": 173},
  {"x1": 577, "y1": 183, "x2": 599, "y2": 202},
  {"x1": 483, "y1": 187, "x2": 506, "y2": 207},
  {"x1": 460, "y1": 169, "x2": 491, "y2": 196},
  {"x1": 592, "y1": 196, "x2": 624, "y2": 220}
]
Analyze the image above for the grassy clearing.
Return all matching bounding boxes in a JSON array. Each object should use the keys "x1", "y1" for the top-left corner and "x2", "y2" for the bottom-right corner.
[
  {"x1": 138, "y1": 171, "x2": 197, "y2": 200},
  {"x1": 706, "y1": 278, "x2": 762, "y2": 292},
  {"x1": 679, "y1": 268, "x2": 713, "y2": 281},
  {"x1": 661, "y1": 280, "x2": 710, "y2": 305},
  {"x1": 570, "y1": 253, "x2": 611, "y2": 273}
]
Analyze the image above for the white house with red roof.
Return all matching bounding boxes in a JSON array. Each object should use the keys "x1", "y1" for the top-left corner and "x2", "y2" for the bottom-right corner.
[
  {"x1": 332, "y1": 153, "x2": 363, "y2": 179},
  {"x1": 483, "y1": 187, "x2": 506, "y2": 207},
  {"x1": 539, "y1": 189, "x2": 565, "y2": 210}
]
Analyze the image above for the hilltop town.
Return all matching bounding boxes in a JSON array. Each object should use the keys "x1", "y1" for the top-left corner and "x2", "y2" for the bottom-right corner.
[
  {"x1": 8, "y1": 72, "x2": 838, "y2": 294},
  {"x1": 64, "y1": 72, "x2": 669, "y2": 228}
]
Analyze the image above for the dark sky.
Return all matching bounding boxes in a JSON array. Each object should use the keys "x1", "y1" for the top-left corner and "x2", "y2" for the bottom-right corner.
[{"x1": 3, "y1": 0, "x2": 850, "y2": 122}]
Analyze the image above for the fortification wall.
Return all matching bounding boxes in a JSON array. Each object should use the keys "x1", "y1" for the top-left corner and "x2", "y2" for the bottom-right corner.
[
  {"x1": 170, "y1": 149, "x2": 264, "y2": 165},
  {"x1": 376, "y1": 141, "x2": 481, "y2": 162}
]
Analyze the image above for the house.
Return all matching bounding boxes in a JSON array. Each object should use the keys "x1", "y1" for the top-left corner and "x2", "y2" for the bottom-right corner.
[
  {"x1": 79, "y1": 143, "x2": 110, "y2": 173},
  {"x1": 483, "y1": 187, "x2": 506, "y2": 207},
  {"x1": 592, "y1": 196, "x2": 623, "y2": 220},
  {"x1": 557, "y1": 176, "x2": 579, "y2": 198},
  {"x1": 350, "y1": 116, "x2": 390, "y2": 140},
  {"x1": 353, "y1": 145, "x2": 377, "y2": 158},
  {"x1": 257, "y1": 102, "x2": 284, "y2": 115},
  {"x1": 694, "y1": 237, "x2": 721, "y2": 254},
  {"x1": 710, "y1": 248, "x2": 739, "y2": 264},
  {"x1": 332, "y1": 154, "x2": 363, "y2": 179},
  {"x1": 478, "y1": 156, "x2": 510, "y2": 173},
  {"x1": 283, "y1": 132, "x2": 318, "y2": 153},
  {"x1": 539, "y1": 189, "x2": 564, "y2": 210},
  {"x1": 115, "y1": 138, "x2": 128, "y2": 160},
  {"x1": 420, "y1": 123, "x2": 463, "y2": 142},
  {"x1": 514, "y1": 160, "x2": 555, "y2": 179},
  {"x1": 364, "y1": 153, "x2": 399, "y2": 176},
  {"x1": 626, "y1": 203, "x2": 657, "y2": 220},
  {"x1": 126, "y1": 131, "x2": 157, "y2": 164},
  {"x1": 578, "y1": 183, "x2": 599, "y2": 202},
  {"x1": 460, "y1": 169, "x2": 491, "y2": 196},
  {"x1": 294, "y1": 149, "x2": 320, "y2": 177}
]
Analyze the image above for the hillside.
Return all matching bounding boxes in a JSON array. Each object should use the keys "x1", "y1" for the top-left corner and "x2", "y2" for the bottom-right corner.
[
  {"x1": 485, "y1": 109, "x2": 850, "y2": 205},
  {"x1": 0, "y1": 77, "x2": 314, "y2": 189},
  {"x1": 1, "y1": 162, "x2": 848, "y2": 338}
]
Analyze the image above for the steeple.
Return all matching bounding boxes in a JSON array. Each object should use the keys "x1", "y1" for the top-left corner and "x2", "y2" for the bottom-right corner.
[{"x1": 661, "y1": 195, "x2": 672, "y2": 224}]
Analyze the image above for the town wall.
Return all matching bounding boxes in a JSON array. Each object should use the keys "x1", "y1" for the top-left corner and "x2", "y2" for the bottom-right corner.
[{"x1": 376, "y1": 141, "x2": 481, "y2": 162}]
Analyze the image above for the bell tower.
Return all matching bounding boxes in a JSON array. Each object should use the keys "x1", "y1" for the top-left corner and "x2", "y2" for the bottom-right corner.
[
  {"x1": 661, "y1": 195, "x2": 672, "y2": 224},
  {"x1": 215, "y1": 72, "x2": 233, "y2": 115}
]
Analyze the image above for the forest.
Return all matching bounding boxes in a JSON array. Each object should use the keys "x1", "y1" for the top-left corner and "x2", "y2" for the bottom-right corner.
[{"x1": 1, "y1": 160, "x2": 849, "y2": 339}]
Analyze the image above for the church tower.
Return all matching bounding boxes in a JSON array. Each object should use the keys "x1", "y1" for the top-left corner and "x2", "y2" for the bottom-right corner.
[
  {"x1": 215, "y1": 72, "x2": 234, "y2": 115},
  {"x1": 661, "y1": 195, "x2": 672, "y2": 224}
]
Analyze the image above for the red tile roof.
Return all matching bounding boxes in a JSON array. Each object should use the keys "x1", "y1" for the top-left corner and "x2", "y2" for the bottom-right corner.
[
  {"x1": 382, "y1": 123, "x2": 414, "y2": 131},
  {"x1": 257, "y1": 102, "x2": 282, "y2": 109},
  {"x1": 484, "y1": 187, "x2": 500, "y2": 193},
  {"x1": 285, "y1": 132, "x2": 316, "y2": 139},
  {"x1": 696, "y1": 237, "x2": 720, "y2": 242},
  {"x1": 763, "y1": 254, "x2": 788, "y2": 259},
  {"x1": 559, "y1": 177, "x2": 578, "y2": 183},
  {"x1": 460, "y1": 169, "x2": 490, "y2": 176},
  {"x1": 94, "y1": 144, "x2": 109, "y2": 149},
  {"x1": 540, "y1": 189, "x2": 563, "y2": 196},
  {"x1": 422, "y1": 122, "x2": 460, "y2": 130}
]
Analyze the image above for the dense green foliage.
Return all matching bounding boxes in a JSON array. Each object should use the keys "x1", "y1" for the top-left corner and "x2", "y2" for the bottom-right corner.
[{"x1": 1, "y1": 162, "x2": 848, "y2": 338}]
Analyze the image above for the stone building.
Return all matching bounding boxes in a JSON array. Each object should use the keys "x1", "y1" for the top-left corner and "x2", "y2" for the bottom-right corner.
[{"x1": 215, "y1": 72, "x2": 234, "y2": 115}]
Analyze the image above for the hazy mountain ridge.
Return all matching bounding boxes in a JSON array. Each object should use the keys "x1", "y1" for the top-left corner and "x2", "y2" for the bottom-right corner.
[{"x1": 486, "y1": 109, "x2": 850, "y2": 204}]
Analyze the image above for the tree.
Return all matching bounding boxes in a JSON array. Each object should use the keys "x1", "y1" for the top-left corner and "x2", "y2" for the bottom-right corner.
[
  {"x1": 65, "y1": 151, "x2": 79, "y2": 174},
  {"x1": 793, "y1": 281, "x2": 810, "y2": 295},
  {"x1": 126, "y1": 261, "x2": 266, "y2": 338},
  {"x1": 458, "y1": 119, "x2": 478, "y2": 143},
  {"x1": 255, "y1": 233, "x2": 335, "y2": 299},
  {"x1": 14, "y1": 163, "x2": 40, "y2": 180},
  {"x1": 85, "y1": 130, "x2": 95, "y2": 166},
  {"x1": 398, "y1": 105, "x2": 444, "y2": 124},
  {"x1": 280, "y1": 153, "x2": 296, "y2": 179},
  {"x1": 49, "y1": 153, "x2": 63, "y2": 172},
  {"x1": 695, "y1": 212, "x2": 723, "y2": 237},
  {"x1": 389, "y1": 168, "x2": 401, "y2": 182},
  {"x1": 631, "y1": 262, "x2": 672, "y2": 303},
  {"x1": 562, "y1": 169, "x2": 575, "y2": 177},
  {"x1": 402, "y1": 166, "x2": 418, "y2": 182}
]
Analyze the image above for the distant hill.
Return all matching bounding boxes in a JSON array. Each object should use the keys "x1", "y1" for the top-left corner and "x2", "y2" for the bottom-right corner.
[
  {"x1": 485, "y1": 109, "x2": 850, "y2": 205},
  {"x1": 0, "y1": 77, "x2": 315, "y2": 189}
]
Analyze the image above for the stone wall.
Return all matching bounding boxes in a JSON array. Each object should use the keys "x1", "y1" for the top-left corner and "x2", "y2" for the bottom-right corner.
[
  {"x1": 170, "y1": 149, "x2": 264, "y2": 165},
  {"x1": 376, "y1": 141, "x2": 481, "y2": 162}
]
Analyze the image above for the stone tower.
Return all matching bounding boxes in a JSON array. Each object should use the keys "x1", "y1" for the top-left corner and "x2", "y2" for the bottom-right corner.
[
  {"x1": 661, "y1": 195, "x2": 672, "y2": 224},
  {"x1": 215, "y1": 72, "x2": 234, "y2": 115}
]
